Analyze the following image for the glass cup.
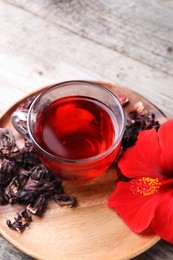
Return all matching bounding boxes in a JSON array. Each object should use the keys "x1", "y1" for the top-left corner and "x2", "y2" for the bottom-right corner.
[{"x1": 11, "y1": 81, "x2": 125, "y2": 182}]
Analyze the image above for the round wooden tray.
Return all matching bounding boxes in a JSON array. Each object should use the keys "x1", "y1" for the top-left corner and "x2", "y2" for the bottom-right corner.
[{"x1": 0, "y1": 82, "x2": 166, "y2": 260}]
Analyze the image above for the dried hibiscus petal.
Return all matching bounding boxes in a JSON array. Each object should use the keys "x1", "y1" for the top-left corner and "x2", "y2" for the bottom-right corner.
[
  {"x1": 122, "y1": 102, "x2": 160, "y2": 150},
  {"x1": 27, "y1": 195, "x2": 46, "y2": 215},
  {"x1": 0, "y1": 128, "x2": 19, "y2": 158},
  {"x1": 132, "y1": 101, "x2": 148, "y2": 115},
  {"x1": 0, "y1": 159, "x2": 16, "y2": 186},
  {"x1": 8, "y1": 188, "x2": 35, "y2": 204},
  {"x1": 6, "y1": 209, "x2": 32, "y2": 232},
  {"x1": 6, "y1": 171, "x2": 30, "y2": 202},
  {"x1": 0, "y1": 125, "x2": 76, "y2": 232},
  {"x1": 6, "y1": 219, "x2": 30, "y2": 232},
  {"x1": 30, "y1": 164, "x2": 56, "y2": 182},
  {"x1": 15, "y1": 209, "x2": 32, "y2": 222},
  {"x1": 21, "y1": 140, "x2": 40, "y2": 169},
  {"x1": 116, "y1": 93, "x2": 129, "y2": 107},
  {"x1": 0, "y1": 186, "x2": 9, "y2": 205}
]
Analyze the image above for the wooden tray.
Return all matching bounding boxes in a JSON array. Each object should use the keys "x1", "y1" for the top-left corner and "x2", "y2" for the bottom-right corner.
[{"x1": 0, "y1": 82, "x2": 166, "y2": 260}]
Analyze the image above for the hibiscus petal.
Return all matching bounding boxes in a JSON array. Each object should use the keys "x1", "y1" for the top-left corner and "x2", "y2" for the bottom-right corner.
[
  {"x1": 108, "y1": 181, "x2": 160, "y2": 233},
  {"x1": 118, "y1": 129, "x2": 165, "y2": 179},
  {"x1": 158, "y1": 120, "x2": 173, "y2": 174},
  {"x1": 151, "y1": 188, "x2": 173, "y2": 244}
]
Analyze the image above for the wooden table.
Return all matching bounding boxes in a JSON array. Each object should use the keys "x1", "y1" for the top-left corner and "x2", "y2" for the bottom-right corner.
[{"x1": 0, "y1": 0, "x2": 173, "y2": 259}]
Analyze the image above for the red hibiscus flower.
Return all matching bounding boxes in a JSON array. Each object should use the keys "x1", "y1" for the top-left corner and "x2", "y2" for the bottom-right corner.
[{"x1": 108, "y1": 119, "x2": 173, "y2": 244}]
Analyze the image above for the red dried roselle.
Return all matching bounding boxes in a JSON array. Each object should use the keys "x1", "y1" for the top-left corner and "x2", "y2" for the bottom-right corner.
[
  {"x1": 24, "y1": 176, "x2": 62, "y2": 196},
  {"x1": 116, "y1": 93, "x2": 129, "y2": 107},
  {"x1": 30, "y1": 164, "x2": 57, "y2": 182},
  {"x1": 7, "y1": 188, "x2": 35, "y2": 205},
  {"x1": 6, "y1": 209, "x2": 32, "y2": 232},
  {"x1": 21, "y1": 140, "x2": 40, "y2": 169},
  {"x1": 23, "y1": 178, "x2": 39, "y2": 191},
  {"x1": 0, "y1": 186, "x2": 9, "y2": 205},
  {"x1": 6, "y1": 219, "x2": 30, "y2": 233},
  {"x1": 27, "y1": 195, "x2": 47, "y2": 215},
  {"x1": 0, "y1": 128, "x2": 19, "y2": 158},
  {"x1": 0, "y1": 159, "x2": 16, "y2": 187},
  {"x1": 122, "y1": 102, "x2": 160, "y2": 151},
  {"x1": 1, "y1": 159, "x2": 16, "y2": 174},
  {"x1": 15, "y1": 209, "x2": 32, "y2": 223},
  {"x1": 5, "y1": 168, "x2": 29, "y2": 201},
  {"x1": 132, "y1": 101, "x2": 148, "y2": 116},
  {"x1": 0, "y1": 125, "x2": 76, "y2": 232}
]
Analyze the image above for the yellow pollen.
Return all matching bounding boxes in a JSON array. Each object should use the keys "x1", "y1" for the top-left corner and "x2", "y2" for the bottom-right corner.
[{"x1": 130, "y1": 177, "x2": 161, "y2": 196}]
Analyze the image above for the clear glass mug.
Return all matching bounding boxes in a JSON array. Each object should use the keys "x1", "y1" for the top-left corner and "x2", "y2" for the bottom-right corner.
[{"x1": 12, "y1": 81, "x2": 125, "y2": 182}]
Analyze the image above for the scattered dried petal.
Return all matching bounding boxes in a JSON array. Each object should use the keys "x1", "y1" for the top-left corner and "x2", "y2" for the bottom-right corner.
[
  {"x1": 23, "y1": 179, "x2": 39, "y2": 191},
  {"x1": 27, "y1": 195, "x2": 46, "y2": 215},
  {"x1": 122, "y1": 102, "x2": 160, "y2": 151},
  {"x1": 15, "y1": 209, "x2": 32, "y2": 222},
  {"x1": 0, "y1": 186, "x2": 9, "y2": 205},
  {"x1": 21, "y1": 140, "x2": 40, "y2": 169},
  {"x1": 117, "y1": 93, "x2": 129, "y2": 107},
  {"x1": 0, "y1": 124, "x2": 76, "y2": 232},
  {"x1": 30, "y1": 164, "x2": 56, "y2": 182},
  {"x1": 6, "y1": 219, "x2": 30, "y2": 232},
  {"x1": 6, "y1": 209, "x2": 32, "y2": 232},
  {"x1": 0, "y1": 128, "x2": 19, "y2": 158},
  {"x1": 0, "y1": 159, "x2": 16, "y2": 186},
  {"x1": 132, "y1": 101, "x2": 148, "y2": 116}
]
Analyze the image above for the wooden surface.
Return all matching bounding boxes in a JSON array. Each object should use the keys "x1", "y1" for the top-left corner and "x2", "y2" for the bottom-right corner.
[
  {"x1": 0, "y1": 84, "x2": 166, "y2": 259},
  {"x1": 0, "y1": 0, "x2": 173, "y2": 259}
]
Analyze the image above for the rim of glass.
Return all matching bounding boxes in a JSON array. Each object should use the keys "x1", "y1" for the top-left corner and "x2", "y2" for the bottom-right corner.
[{"x1": 27, "y1": 80, "x2": 126, "y2": 164}]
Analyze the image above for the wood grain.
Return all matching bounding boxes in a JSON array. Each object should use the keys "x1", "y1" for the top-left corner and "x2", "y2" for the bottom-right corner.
[
  {"x1": 0, "y1": 1, "x2": 173, "y2": 119},
  {"x1": 4, "y1": 0, "x2": 173, "y2": 76},
  {"x1": 0, "y1": 83, "x2": 164, "y2": 260}
]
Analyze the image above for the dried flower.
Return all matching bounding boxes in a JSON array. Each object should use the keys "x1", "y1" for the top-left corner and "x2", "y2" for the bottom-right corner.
[
  {"x1": 0, "y1": 186, "x2": 9, "y2": 205},
  {"x1": 27, "y1": 195, "x2": 46, "y2": 215},
  {"x1": 0, "y1": 128, "x2": 19, "y2": 158},
  {"x1": 0, "y1": 95, "x2": 78, "y2": 232},
  {"x1": 21, "y1": 140, "x2": 40, "y2": 169},
  {"x1": 6, "y1": 219, "x2": 30, "y2": 233},
  {"x1": 0, "y1": 159, "x2": 16, "y2": 186},
  {"x1": 16, "y1": 209, "x2": 32, "y2": 222},
  {"x1": 122, "y1": 102, "x2": 160, "y2": 150},
  {"x1": 0, "y1": 130, "x2": 76, "y2": 232},
  {"x1": 30, "y1": 164, "x2": 56, "y2": 182},
  {"x1": 6, "y1": 209, "x2": 32, "y2": 232},
  {"x1": 116, "y1": 93, "x2": 129, "y2": 107},
  {"x1": 132, "y1": 101, "x2": 148, "y2": 115}
]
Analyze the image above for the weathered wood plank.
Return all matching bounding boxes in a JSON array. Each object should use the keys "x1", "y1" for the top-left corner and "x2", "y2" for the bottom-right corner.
[
  {"x1": 0, "y1": 235, "x2": 33, "y2": 260},
  {"x1": 0, "y1": 1, "x2": 173, "y2": 119},
  {"x1": 4, "y1": 0, "x2": 173, "y2": 76}
]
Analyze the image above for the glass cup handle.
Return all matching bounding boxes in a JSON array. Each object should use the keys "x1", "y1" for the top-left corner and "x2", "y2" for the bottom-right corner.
[{"x1": 11, "y1": 110, "x2": 31, "y2": 140}]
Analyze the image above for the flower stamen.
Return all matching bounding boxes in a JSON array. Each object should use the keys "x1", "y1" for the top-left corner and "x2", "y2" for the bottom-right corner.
[{"x1": 130, "y1": 177, "x2": 161, "y2": 196}]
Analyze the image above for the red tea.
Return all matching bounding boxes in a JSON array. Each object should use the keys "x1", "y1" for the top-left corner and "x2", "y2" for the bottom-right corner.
[{"x1": 35, "y1": 96, "x2": 116, "y2": 160}]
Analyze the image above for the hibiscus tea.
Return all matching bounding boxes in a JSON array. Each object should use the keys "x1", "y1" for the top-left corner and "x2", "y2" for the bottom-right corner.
[
  {"x1": 35, "y1": 96, "x2": 117, "y2": 160},
  {"x1": 13, "y1": 81, "x2": 125, "y2": 181}
]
